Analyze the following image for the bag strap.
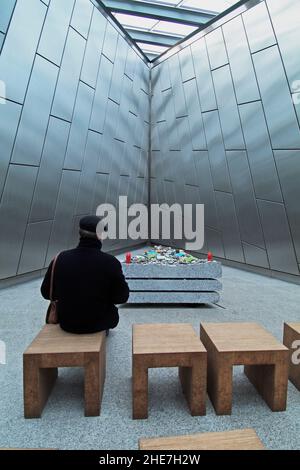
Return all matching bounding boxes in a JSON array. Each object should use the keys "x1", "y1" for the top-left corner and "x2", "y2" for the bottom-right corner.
[{"x1": 49, "y1": 253, "x2": 60, "y2": 301}]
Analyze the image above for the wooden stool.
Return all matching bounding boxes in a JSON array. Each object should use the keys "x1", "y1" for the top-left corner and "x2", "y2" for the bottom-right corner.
[
  {"x1": 139, "y1": 428, "x2": 265, "y2": 450},
  {"x1": 200, "y1": 322, "x2": 289, "y2": 415},
  {"x1": 23, "y1": 325, "x2": 106, "y2": 418},
  {"x1": 283, "y1": 322, "x2": 300, "y2": 390},
  {"x1": 132, "y1": 323, "x2": 207, "y2": 419}
]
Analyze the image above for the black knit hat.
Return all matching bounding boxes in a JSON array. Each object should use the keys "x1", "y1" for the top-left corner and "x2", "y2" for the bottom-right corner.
[{"x1": 79, "y1": 216, "x2": 101, "y2": 235}]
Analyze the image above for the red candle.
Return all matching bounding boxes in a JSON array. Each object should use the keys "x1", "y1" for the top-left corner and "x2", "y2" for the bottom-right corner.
[
  {"x1": 207, "y1": 251, "x2": 213, "y2": 262},
  {"x1": 126, "y1": 252, "x2": 132, "y2": 264}
]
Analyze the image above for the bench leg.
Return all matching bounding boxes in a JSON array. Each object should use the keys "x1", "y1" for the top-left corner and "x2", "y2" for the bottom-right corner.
[
  {"x1": 179, "y1": 355, "x2": 206, "y2": 416},
  {"x1": 209, "y1": 357, "x2": 232, "y2": 415},
  {"x1": 201, "y1": 331, "x2": 232, "y2": 415},
  {"x1": 84, "y1": 345, "x2": 106, "y2": 417},
  {"x1": 132, "y1": 357, "x2": 148, "y2": 419},
  {"x1": 244, "y1": 360, "x2": 288, "y2": 411},
  {"x1": 24, "y1": 355, "x2": 57, "y2": 419}
]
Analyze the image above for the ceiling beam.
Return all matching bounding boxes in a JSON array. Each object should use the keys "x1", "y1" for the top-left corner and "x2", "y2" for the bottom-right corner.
[
  {"x1": 147, "y1": 53, "x2": 159, "y2": 61},
  {"x1": 126, "y1": 29, "x2": 180, "y2": 47},
  {"x1": 102, "y1": 0, "x2": 216, "y2": 26}
]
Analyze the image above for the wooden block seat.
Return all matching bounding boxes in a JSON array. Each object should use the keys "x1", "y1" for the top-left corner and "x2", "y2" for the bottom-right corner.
[
  {"x1": 200, "y1": 322, "x2": 289, "y2": 415},
  {"x1": 139, "y1": 428, "x2": 265, "y2": 450},
  {"x1": 132, "y1": 323, "x2": 207, "y2": 419},
  {"x1": 283, "y1": 322, "x2": 300, "y2": 390},
  {"x1": 23, "y1": 325, "x2": 106, "y2": 418}
]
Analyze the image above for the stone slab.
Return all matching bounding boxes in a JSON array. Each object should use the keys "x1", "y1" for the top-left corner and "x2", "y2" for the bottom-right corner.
[
  {"x1": 127, "y1": 279, "x2": 222, "y2": 291},
  {"x1": 122, "y1": 261, "x2": 222, "y2": 279},
  {"x1": 128, "y1": 291, "x2": 220, "y2": 304}
]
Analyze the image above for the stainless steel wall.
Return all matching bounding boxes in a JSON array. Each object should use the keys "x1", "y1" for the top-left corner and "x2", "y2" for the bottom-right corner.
[
  {"x1": 151, "y1": 0, "x2": 300, "y2": 277},
  {"x1": 0, "y1": 0, "x2": 150, "y2": 280}
]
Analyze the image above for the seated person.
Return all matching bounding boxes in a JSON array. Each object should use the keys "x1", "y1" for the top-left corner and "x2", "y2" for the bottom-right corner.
[{"x1": 41, "y1": 216, "x2": 129, "y2": 334}]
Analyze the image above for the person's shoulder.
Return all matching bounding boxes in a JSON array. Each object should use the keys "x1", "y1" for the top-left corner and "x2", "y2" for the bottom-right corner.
[
  {"x1": 100, "y1": 252, "x2": 122, "y2": 267},
  {"x1": 101, "y1": 251, "x2": 120, "y2": 263},
  {"x1": 58, "y1": 248, "x2": 77, "y2": 258}
]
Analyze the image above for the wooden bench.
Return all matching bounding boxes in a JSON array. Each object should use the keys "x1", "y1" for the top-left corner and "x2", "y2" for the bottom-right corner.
[
  {"x1": 132, "y1": 323, "x2": 207, "y2": 419},
  {"x1": 200, "y1": 322, "x2": 289, "y2": 415},
  {"x1": 139, "y1": 428, "x2": 265, "y2": 450},
  {"x1": 283, "y1": 322, "x2": 300, "y2": 390},
  {"x1": 23, "y1": 325, "x2": 106, "y2": 418}
]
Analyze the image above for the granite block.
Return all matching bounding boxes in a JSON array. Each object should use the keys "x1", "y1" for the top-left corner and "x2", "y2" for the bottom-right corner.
[
  {"x1": 127, "y1": 279, "x2": 222, "y2": 292},
  {"x1": 122, "y1": 261, "x2": 222, "y2": 279},
  {"x1": 128, "y1": 291, "x2": 220, "y2": 304}
]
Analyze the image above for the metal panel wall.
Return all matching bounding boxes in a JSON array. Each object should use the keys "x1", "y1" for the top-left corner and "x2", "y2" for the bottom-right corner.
[
  {"x1": 0, "y1": 0, "x2": 16, "y2": 34},
  {"x1": 0, "y1": 0, "x2": 150, "y2": 280},
  {"x1": 222, "y1": 16, "x2": 260, "y2": 104},
  {"x1": 70, "y1": 0, "x2": 93, "y2": 39},
  {"x1": 11, "y1": 55, "x2": 59, "y2": 166},
  {"x1": 150, "y1": 0, "x2": 300, "y2": 277},
  {"x1": 267, "y1": 0, "x2": 300, "y2": 89},
  {"x1": 212, "y1": 65, "x2": 245, "y2": 149},
  {"x1": 242, "y1": 1, "x2": 276, "y2": 53},
  {"x1": 0, "y1": 0, "x2": 46, "y2": 103},
  {"x1": 0, "y1": 165, "x2": 38, "y2": 278},
  {"x1": 38, "y1": 0, "x2": 75, "y2": 67},
  {"x1": 253, "y1": 45, "x2": 300, "y2": 149},
  {"x1": 1, "y1": 0, "x2": 299, "y2": 281},
  {"x1": 0, "y1": 32, "x2": 4, "y2": 51}
]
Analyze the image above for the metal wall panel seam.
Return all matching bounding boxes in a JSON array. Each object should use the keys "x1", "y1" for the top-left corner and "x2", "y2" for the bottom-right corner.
[
  {"x1": 0, "y1": 100, "x2": 22, "y2": 202},
  {"x1": 221, "y1": 27, "x2": 270, "y2": 258},
  {"x1": 252, "y1": 45, "x2": 300, "y2": 149},
  {"x1": 1, "y1": 2, "x2": 50, "y2": 200},
  {"x1": 266, "y1": 0, "x2": 300, "y2": 91},
  {"x1": 0, "y1": 165, "x2": 38, "y2": 278},
  {"x1": 152, "y1": 0, "x2": 265, "y2": 66},
  {"x1": 11, "y1": 55, "x2": 59, "y2": 166},
  {"x1": 0, "y1": 0, "x2": 17, "y2": 35},
  {"x1": 0, "y1": 0, "x2": 47, "y2": 103},
  {"x1": 51, "y1": 27, "x2": 86, "y2": 122},
  {"x1": 14, "y1": 116, "x2": 61, "y2": 273},
  {"x1": 244, "y1": 33, "x2": 299, "y2": 266},
  {"x1": 37, "y1": 0, "x2": 76, "y2": 67},
  {"x1": 265, "y1": 0, "x2": 300, "y2": 128}
]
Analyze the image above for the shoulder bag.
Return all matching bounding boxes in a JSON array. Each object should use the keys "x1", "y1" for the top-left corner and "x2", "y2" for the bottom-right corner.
[{"x1": 45, "y1": 253, "x2": 60, "y2": 324}]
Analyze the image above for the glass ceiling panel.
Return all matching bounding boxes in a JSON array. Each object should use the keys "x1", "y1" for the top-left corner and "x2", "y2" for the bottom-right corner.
[
  {"x1": 136, "y1": 42, "x2": 169, "y2": 54},
  {"x1": 106, "y1": 0, "x2": 241, "y2": 59},
  {"x1": 181, "y1": 0, "x2": 238, "y2": 13},
  {"x1": 152, "y1": 20, "x2": 197, "y2": 36},
  {"x1": 129, "y1": 0, "x2": 237, "y2": 12},
  {"x1": 141, "y1": 0, "x2": 180, "y2": 5},
  {"x1": 113, "y1": 13, "x2": 159, "y2": 30}
]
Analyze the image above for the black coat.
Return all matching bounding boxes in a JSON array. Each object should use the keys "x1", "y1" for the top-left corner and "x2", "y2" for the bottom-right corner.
[{"x1": 41, "y1": 238, "x2": 129, "y2": 334}]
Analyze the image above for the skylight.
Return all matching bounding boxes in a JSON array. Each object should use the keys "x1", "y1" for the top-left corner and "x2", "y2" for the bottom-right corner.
[
  {"x1": 136, "y1": 42, "x2": 169, "y2": 55},
  {"x1": 114, "y1": 13, "x2": 158, "y2": 30},
  {"x1": 151, "y1": 20, "x2": 197, "y2": 37},
  {"x1": 103, "y1": 0, "x2": 241, "y2": 60},
  {"x1": 182, "y1": 1, "x2": 237, "y2": 13}
]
